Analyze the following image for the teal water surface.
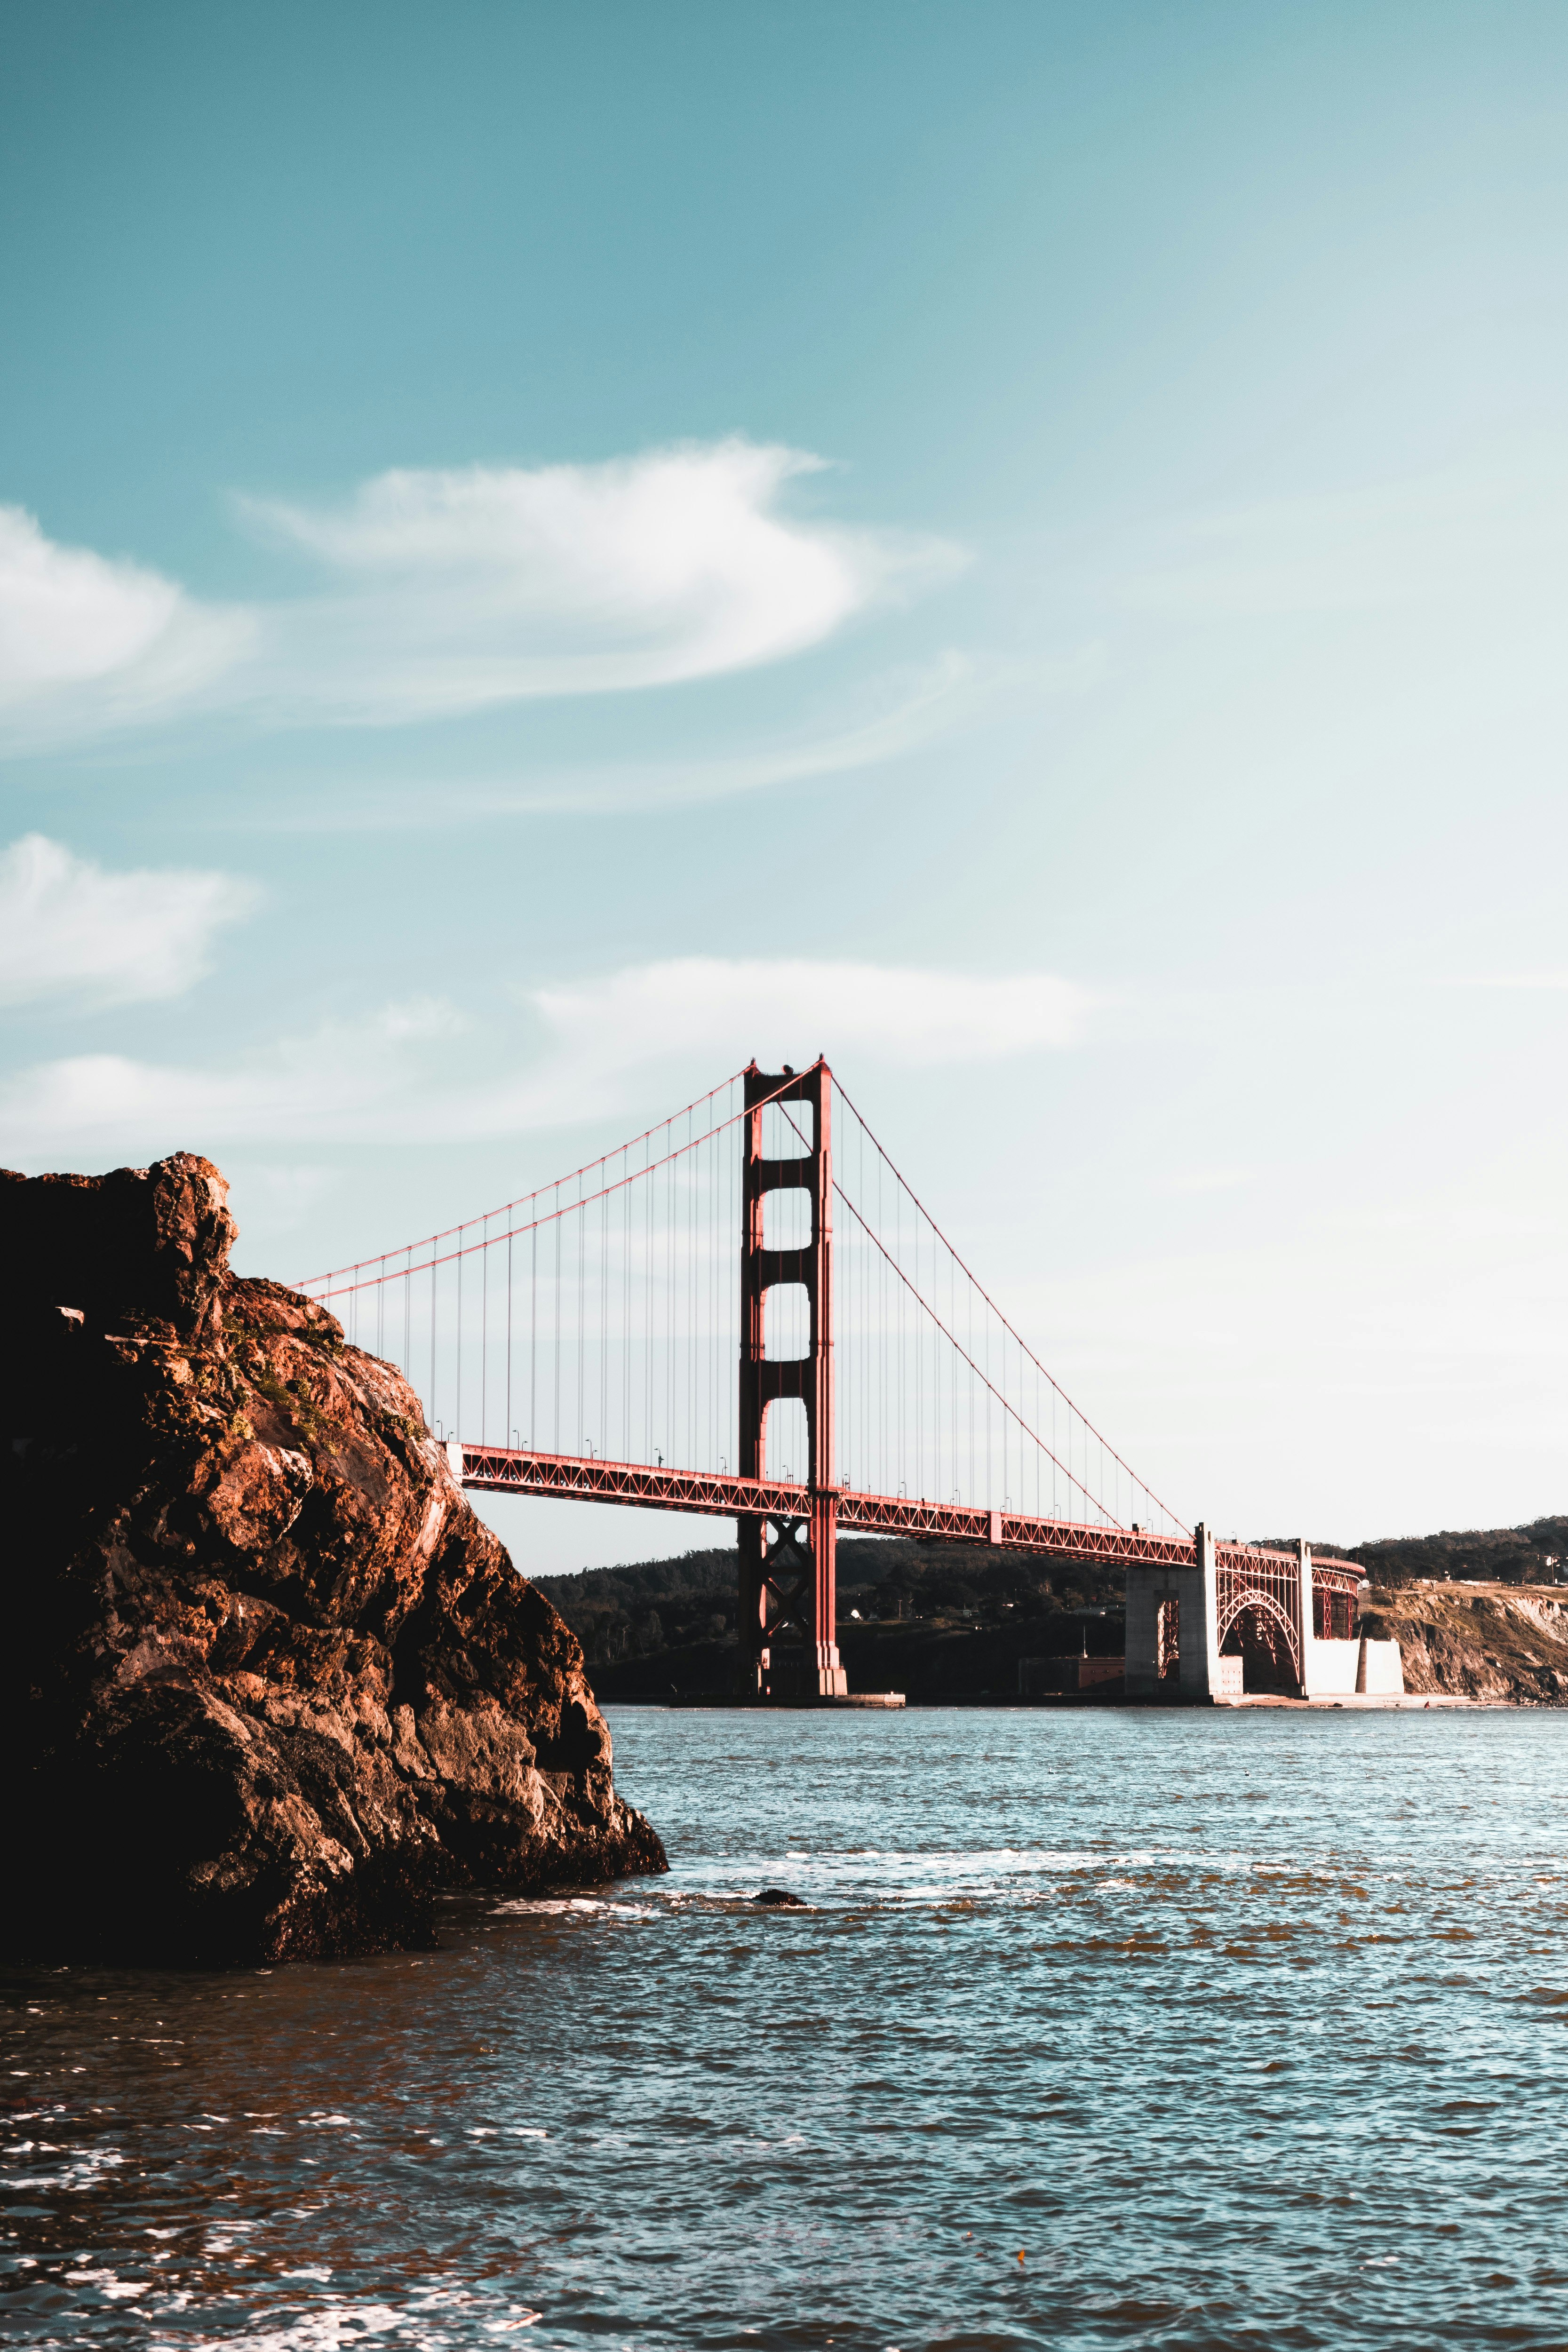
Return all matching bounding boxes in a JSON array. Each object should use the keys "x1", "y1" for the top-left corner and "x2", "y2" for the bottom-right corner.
[{"x1": 6, "y1": 1706, "x2": 1568, "y2": 2349}]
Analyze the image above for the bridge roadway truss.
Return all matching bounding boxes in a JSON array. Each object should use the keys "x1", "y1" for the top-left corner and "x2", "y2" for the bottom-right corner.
[{"x1": 456, "y1": 1441, "x2": 1359, "y2": 1598}]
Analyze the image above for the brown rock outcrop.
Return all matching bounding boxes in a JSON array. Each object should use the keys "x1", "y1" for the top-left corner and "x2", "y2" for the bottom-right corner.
[
  {"x1": 0, "y1": 1153, "x2": 665, "y2": 1965},
  {"x1": 1361, "y1": 1582, "x2": 1568, "y2": 1703}
]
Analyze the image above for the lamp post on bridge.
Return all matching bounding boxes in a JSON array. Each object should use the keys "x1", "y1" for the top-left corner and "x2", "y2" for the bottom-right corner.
[{"x1": 738, "y1": 1057, "x2": 847, "y2": 1700}]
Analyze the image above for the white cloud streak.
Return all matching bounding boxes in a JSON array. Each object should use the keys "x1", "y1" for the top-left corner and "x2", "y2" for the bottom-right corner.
[
  {"x1": 0, "y1": 960, "x2": 1089, "y2": 1164},
  {"x1": 0, "y1": 505, "x2": 252, "y2": 739},
  {"x1": 0, "y1": 834, "x2": 257, "y2": 1009},
  {"x1": 1439, "y1": 971, "x2": 1568, "y2": 991},
  {"x1": 0, "y1": 443, "x2": 962, "y2": 746},
  {"x1": 522, "y1": 958, "x2": 1089, "y2": 1104},
  {"x1": 242, "y1": 440, "x2": 957, "y2": 719},
  {"x1": 1115, "y1": 457, "x2": 1568, "y2": 622},
  {"x1": 0, "y1": 999, "x2": 465, "y2": 1163},
  {"x1": 240, "y1": 649, "x2": 986, "y2": 828},
  {"x1": 495, "y1": 652, "x2": 973, "y2": 808}
]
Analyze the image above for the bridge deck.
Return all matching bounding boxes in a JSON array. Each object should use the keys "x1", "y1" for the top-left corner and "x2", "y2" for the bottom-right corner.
[{"x1": 457, "y1": 1444, "x2": 1359, "y2": 1586}]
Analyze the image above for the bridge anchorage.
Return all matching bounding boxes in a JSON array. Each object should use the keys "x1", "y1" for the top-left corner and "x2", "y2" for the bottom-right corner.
[{"x1": 301, "y1": 1056, "x2": 1361, "y2": 1705}]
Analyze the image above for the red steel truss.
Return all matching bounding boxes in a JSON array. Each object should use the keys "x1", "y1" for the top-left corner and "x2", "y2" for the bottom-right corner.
[
  {"x1": 1213, "y1": 1544, "x2": 1361, "y2": 1679},
  {"x1": 457, "y1": 1440, "x2": 1360, "y2": 1591},
  {"x1": 1215, "y1": 1547, "x2": 1305, "y2": 1677}
]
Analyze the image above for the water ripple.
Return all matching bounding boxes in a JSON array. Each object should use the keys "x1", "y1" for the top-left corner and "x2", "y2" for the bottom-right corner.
[{"x1": 5, "y1": 1708, "x2": 1568, "y2": 2347}]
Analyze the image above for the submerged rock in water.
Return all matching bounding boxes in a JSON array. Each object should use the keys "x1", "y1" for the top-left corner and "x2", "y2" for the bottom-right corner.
[
  {"x1": 753, "y1": 1888, "x2": 807, "y2": 1907},
  {"x1": 0, "y1": 1153, "x2": 667, "y2": 1965}
]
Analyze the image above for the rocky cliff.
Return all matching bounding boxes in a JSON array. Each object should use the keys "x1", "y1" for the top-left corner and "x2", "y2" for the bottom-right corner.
[
  {"x1": 0, "y1": 1153, "x2": 665, "y2": 1965},
  {"x1": 1361, "y1": 1582, "x2": 1568, "y2": 1702}
]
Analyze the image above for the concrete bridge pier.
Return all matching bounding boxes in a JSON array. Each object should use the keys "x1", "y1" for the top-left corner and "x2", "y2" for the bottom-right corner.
[
  {"x1": 1127, "y1": 1528, "x2": 1372, "y2": 1702},
  {"x1": 1126, "y1": 1524, "x2": 1223, "y2": 1699},
  {"x1": 1297, "y1": 1535, "x2": 1365, "y2": 1698}
]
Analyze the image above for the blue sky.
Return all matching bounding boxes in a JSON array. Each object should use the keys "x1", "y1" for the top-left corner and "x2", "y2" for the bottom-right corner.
[{"x1": 3, "y1": 1, "x2": 1564, "y2": 1567}]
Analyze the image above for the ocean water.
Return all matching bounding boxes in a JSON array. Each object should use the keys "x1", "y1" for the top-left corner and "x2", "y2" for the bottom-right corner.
[{"x1": 6, "y1": 1705, "x2": 1568, "y2": 2351}]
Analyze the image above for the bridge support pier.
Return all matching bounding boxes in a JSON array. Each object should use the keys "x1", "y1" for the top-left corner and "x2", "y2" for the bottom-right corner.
[
  {"x1": 1296, "y1": 1537, "x2": 1316, "y2": 1698},
  {"x1": 737, "y1": 1061, "x2": 846, "y2": 1701},
  {"x1": 1126, "y1": 1523, "x2": 1223, "y2": 1700},
  {"x1": 1297, "y1": 1537, "x2": 1361, "y2": 1696}
]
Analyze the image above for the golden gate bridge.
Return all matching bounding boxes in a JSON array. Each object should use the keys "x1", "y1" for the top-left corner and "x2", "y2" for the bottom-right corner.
[{"x1": 298, "y1": 1059, "x2": 1359, "y2": 1701}]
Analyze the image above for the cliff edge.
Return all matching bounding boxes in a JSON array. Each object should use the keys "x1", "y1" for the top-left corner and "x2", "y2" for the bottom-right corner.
[
  {"x1": 1361, "y1": 1582, "x2": 1568, "y2": 1703},
  {"x1": 0, "y1": 1152, "x2": 666, "y2": 1965}
]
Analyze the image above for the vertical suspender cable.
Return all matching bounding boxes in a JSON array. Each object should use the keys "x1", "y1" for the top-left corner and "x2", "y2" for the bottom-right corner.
[{"x1": 553, "y1": 1184, "x2": 561, "y2": 1454}]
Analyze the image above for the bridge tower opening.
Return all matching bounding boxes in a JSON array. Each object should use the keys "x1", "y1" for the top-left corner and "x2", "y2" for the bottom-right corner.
[{"x1": 738, "y1": 1058, "x2": 847, "y2": 1699}]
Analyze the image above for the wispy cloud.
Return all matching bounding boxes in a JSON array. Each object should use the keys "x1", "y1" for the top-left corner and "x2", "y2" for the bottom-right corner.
[
  {"x1": 0, "y1": 834, "x2": 257, "y2": 1010},
  {"x1": 0, "y1": 959, "x2": 1089, "y2": 1165},
  {"x1": 519, "y1": 958, "x2": 1090, "y2": 1108},
  {"x1": 0, "y1": 441, "x2": 963, "y2": 748},
  {"x1": 0, "y1": 505, "x2": 252, "y2": 740},
  {"x1": 1114, "y1": 457, "x2": 1568, "y2": 622},
  {"x1": 241, "y1": 649, "x2": 987, "y2": 828},
  {"x1": 0, "y1": 998, "x2": 466, "y2": 1165},
  {"x1": 241, "y1": 440, "x2": 959, "y2": 719},
  {"x1": 1438, "y1": 971, "x2": 1568, "y2": 991}
]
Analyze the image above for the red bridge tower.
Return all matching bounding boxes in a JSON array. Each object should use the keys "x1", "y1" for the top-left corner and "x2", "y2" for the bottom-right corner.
[{"x1": 738, "y1": 1059, "x2": 846, "y2": 1698}]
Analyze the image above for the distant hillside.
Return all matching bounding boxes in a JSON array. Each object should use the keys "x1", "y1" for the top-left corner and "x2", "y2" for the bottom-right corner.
[
  {"x1": 529, "y1": 1515, "x2": 1565, "y2": 1698},
  {"x1": 531, "y1": 1534, "x2": 1122, "y2": 1673},
  {"x1": 530, "y1": 1547, "x2": 738, "y2": 1666},
  {"x1": 1247, "y1": 1518, "x2": 1568, "y2": 1588},
  {"x1": 1345, "y1": 1517, "x2": 1568, "y2": 1587}
]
